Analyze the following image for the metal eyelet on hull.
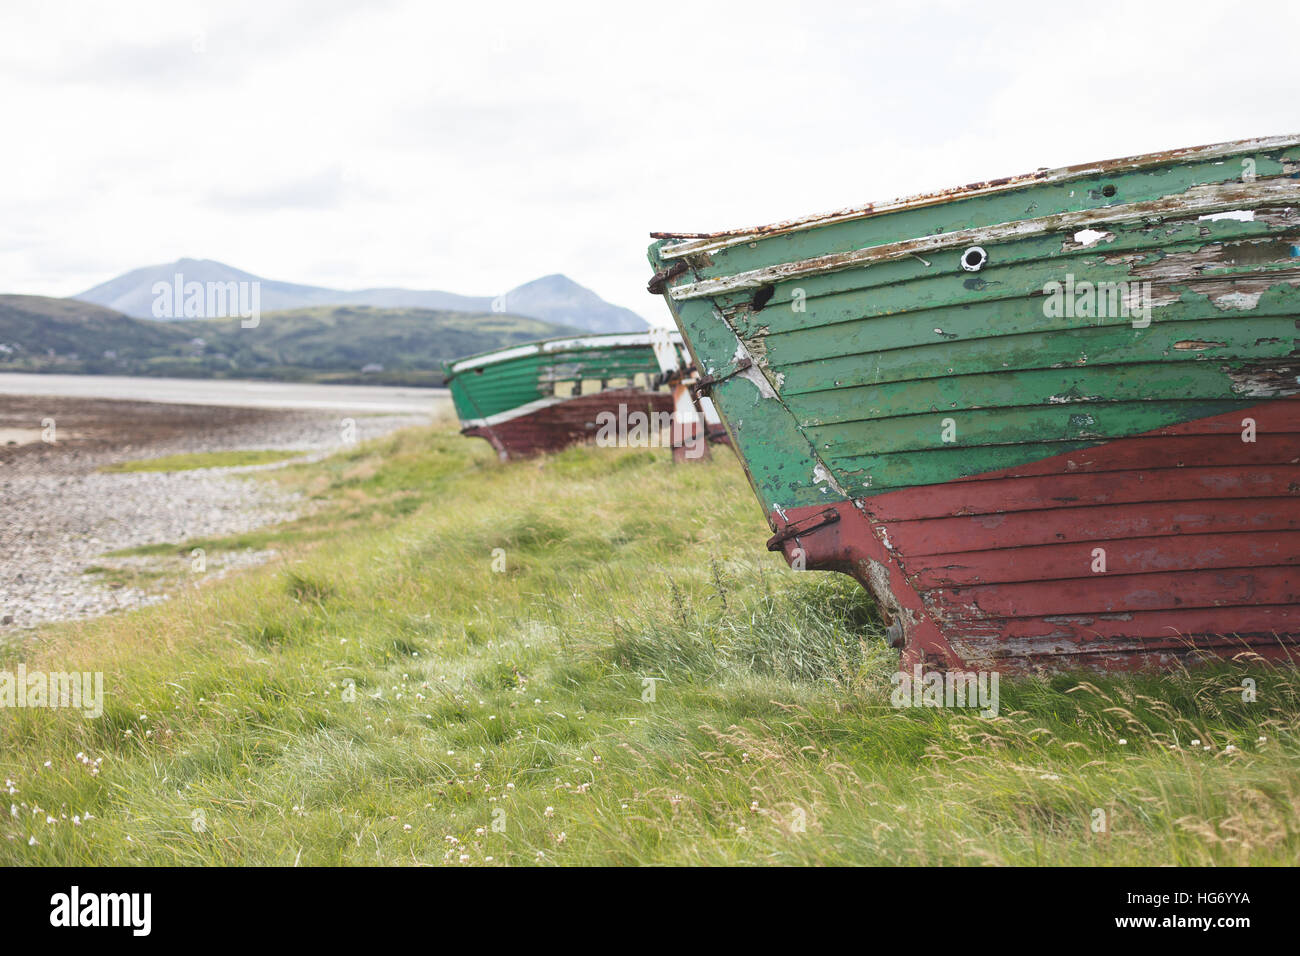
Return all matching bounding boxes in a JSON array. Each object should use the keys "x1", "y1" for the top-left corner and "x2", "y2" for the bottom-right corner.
[{"x1": 960, "y1": 246, "x2": 988, "y2": 272}]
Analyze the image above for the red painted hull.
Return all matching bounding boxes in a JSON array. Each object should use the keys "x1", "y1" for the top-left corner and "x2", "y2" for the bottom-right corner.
[
  {"x1": 767, "y1": 398, "x2": 1300, "y2": 671},
  {"x1": 463, "y1": 388, "x2": 674, "y2": 460}
]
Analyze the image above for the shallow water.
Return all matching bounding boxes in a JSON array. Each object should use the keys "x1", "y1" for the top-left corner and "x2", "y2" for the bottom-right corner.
[{"x1": 0, "y1": 372, "x2": 449, "y2": 415}]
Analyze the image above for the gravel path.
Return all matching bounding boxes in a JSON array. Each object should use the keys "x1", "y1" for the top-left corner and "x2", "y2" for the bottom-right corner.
[{"x1": 0, "y1": 394, "x2": 436, "y2": 631}]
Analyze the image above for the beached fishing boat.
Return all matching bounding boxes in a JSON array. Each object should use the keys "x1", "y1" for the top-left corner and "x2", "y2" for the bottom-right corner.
[
  {"x1": 444, "y1": 330, "x2": 720, "y2": 460},
  {"x1": 648, "y1": 135, "x2": 1300, "y2": 672}
]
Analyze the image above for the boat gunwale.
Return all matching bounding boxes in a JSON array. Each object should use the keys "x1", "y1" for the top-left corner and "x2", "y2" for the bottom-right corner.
[
  {"x1": 651, "y1": 134, "x2": 1300, "y2": 260},
  {"x1": 444, "y1": 329, "x2": 681, "y2": 379},
  {"x1": 665, "y1": 176, "x2": 1300, "y2": 301}
]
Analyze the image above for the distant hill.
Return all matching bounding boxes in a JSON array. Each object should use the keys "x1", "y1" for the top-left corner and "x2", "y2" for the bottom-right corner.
[
  {"x1": 489, "y1": 275, "x2": 648, "y2": 333},
  {"x1": 74, "y1": 259, "x2": 647, "y2": 333},
  {"x1": 0, "y1": 295, "x2": 185, "y2": 359},
  {"x1": 0, "y1": 295, "x2": 576, "y2": 386}
]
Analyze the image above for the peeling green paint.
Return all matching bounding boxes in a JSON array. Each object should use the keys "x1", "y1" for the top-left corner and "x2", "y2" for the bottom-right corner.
[{"x1": 648, "y1": 138, "x2": 1300, "y2": 519}]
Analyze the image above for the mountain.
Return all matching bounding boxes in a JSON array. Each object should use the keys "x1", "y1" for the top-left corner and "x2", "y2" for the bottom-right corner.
[
  {"x1": 0, "y1": 295, "x2": 576, "y2": 386},
  {"x1": 489, "y1": 274, "x2": 646, "y2": 333},
  {"x1": 73, "y1": 259, "x2": 647, "y2": 332}
]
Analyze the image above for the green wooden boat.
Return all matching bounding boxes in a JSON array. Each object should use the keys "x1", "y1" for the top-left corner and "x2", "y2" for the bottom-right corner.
[
  {"x1": 444, "y1": 331, "x2": 693, "y2": 459},
  {"x1": 648, "y1": 135, "x2": 1300, "y2": 672}
]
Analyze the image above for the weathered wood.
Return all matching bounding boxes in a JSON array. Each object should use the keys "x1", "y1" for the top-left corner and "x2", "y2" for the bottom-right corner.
[
  {"x1": 647, "y1": 135, "x2": 1300, "y2": 670},
  {"x1": 445, "y1": 333, "x2": 684, "y2": 460}
]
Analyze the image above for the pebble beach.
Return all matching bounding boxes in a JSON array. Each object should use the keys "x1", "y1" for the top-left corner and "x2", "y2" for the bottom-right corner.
[{"x1": 0, "y1": 390, "x2": 435, "y2": 631}]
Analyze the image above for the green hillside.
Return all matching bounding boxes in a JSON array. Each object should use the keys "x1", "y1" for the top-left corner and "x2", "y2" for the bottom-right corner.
[{"x1": 0, "y1": 296, "x2": 575, "y2": 385}]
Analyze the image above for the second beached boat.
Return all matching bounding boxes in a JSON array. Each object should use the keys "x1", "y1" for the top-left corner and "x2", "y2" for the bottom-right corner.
[{"x1": 445, "y1": 330, "x2": 720, "y2": 460}]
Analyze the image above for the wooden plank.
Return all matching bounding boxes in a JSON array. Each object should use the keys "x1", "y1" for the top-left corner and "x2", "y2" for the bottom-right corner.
[
  {"x1": 891, "y1": 495, "x2": 1300, "y2": 556},
  {"x1": 810, "y1": 399, "x2": 1252, "y2": 460},
  {"x1": 657, "y1": 136, "x2": 1300, "y2": 263},
  {"x1": 793, "y1": 361, "x2": 1294, "y2": 427},
  {"x1": 931, "y1": 565, "x2": 1300, "y2": 619},
  {"x1": 724, "y1": 210, "x2": 1300, "y2": 333},
  {"x1": 867, "y1": 464, "x2": 1299, "y2": 521},
  {"x1": 910, "y1": 529, "x2": 1300, "y2": 588},
  {"x1": 778, "y1": 316, "x2": 1300, "y2": 395}
]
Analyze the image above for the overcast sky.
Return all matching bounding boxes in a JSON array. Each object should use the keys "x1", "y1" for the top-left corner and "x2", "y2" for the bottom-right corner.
[{"x1": 3, "y1": 0, "x2": 1298, "y2": 322}]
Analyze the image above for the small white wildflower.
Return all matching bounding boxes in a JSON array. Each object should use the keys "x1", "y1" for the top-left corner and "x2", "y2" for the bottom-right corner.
[
  {"x1": 543, "y1": 806, "x2": 555, "y2": 818},
  {"x1": 1117, "y1": 739, "x2": 1127, "y2": 745}
]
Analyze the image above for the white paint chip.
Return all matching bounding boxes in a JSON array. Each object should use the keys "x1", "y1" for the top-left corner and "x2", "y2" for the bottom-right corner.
[
  {"x1": 1072, "y1": 228, "x2": 1114, "y2": 247},
  {"x1": 1198, "y1": 210, "x2": 1256, "y2": 222}
]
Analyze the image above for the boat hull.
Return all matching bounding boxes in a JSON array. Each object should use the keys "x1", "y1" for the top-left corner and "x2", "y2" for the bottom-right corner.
[
  {"x1": 767, "y1": 397, "x2": 1300, "y2": 671},
  {"x1": 444, "y1": 332, "x2": 686, "y2": 460},
  {"x1": 461, "y1": 387, "x2": 674, "y2": 460},
  {"x1": 648, "y1": 135, "x2": 1300, "y2": 671}
]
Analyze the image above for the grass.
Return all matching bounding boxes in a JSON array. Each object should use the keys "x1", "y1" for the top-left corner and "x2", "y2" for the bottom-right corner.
[
  {"x1": 2, "y1": 423, "x2": 1298, "y2": 865},
  {"x1": 99, "y1": 449, "x2": 303, "y2": 473}
]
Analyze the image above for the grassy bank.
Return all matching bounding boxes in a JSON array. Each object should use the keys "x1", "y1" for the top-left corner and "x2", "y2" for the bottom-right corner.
[{"x1": 2, "y1": 424, "x2": 1297, "y2": 865}]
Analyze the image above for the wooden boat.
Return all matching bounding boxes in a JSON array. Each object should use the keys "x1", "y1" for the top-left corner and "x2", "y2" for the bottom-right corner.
[
  {"x1": 444, "y1": 330, "x2": 720, "y2": 460},
  {"x1": 647, "y1": 135, "x2": 1300, "y2": 672}
]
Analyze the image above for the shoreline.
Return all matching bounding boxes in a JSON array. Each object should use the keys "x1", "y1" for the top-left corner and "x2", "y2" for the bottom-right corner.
[{"x1": 0, "y1": 392, "x2": 435, "y2": 632}]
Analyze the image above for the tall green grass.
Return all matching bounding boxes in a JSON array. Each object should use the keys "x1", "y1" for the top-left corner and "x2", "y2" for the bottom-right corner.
[{"x1": 1, "y1": 425, "x2": 1296, "y2": 865}]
